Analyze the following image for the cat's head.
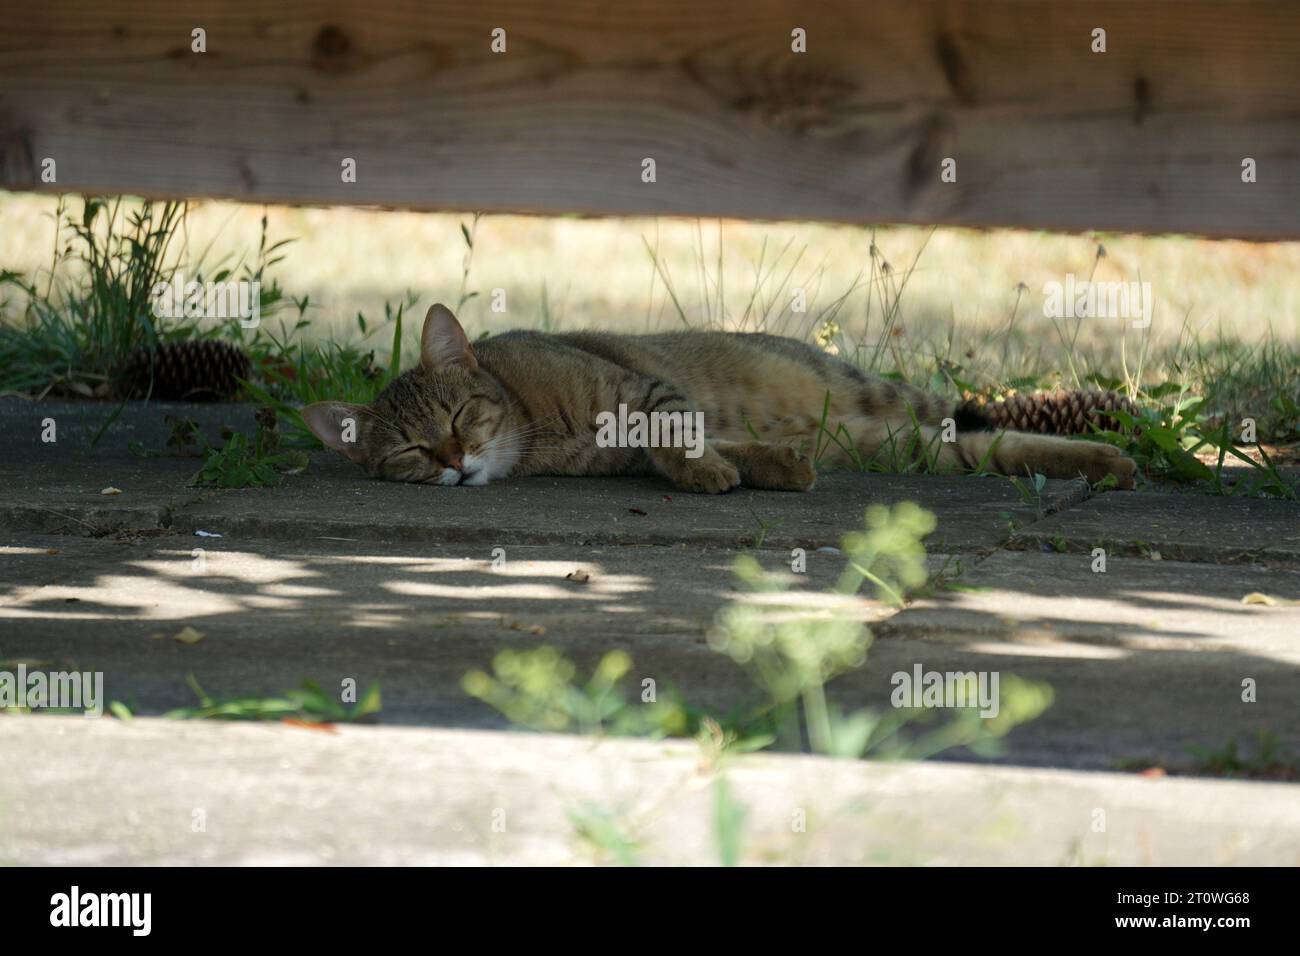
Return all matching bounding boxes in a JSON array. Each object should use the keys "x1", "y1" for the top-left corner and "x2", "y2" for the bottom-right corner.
[{"x1": 302, "y1": 304, "x2": 521, "y2": 486}]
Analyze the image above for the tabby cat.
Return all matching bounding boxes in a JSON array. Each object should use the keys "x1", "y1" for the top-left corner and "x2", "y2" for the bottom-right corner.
[{"x1": 302, "y1": 304, "x2": 1137, "y2": 492}]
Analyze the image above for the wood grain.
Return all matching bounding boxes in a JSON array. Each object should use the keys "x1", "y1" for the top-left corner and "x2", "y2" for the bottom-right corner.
[{"x1": 0, "y1": 1, "x2": 1296, "y2": 237}]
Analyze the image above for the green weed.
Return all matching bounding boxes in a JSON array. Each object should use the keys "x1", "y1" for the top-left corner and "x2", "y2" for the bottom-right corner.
[
  {"x1": 464, "y1": 504, "x2": 1051, "y2": 763},
  {"x1": 461, "y1": 647, "x2": 689, "y2": 738},
  {"x1": 567, "y1": 804, "x2": 644, "y2": 866},
  {"x1": 166, "y1": 674, "x2": 381, "y2": 723},
  {"x1": 1086, "y1": 383, "x2": 1296, "y2": 498},
  {"x1": 1186, "y1": 731, "x2": 1297, "y2": 781},
  {"x1": 0, "y1": 197, "x2": 195, "y2": 397},
  {"x1": 188, "y1": 407, "x2": 308, "y2": 488},
  {"x1": 712, "y1": 776, "x2": 747, "y2": 867}
]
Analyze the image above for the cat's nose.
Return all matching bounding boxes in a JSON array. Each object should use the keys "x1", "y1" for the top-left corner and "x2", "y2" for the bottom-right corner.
[{"x1": 436, "y1": 439, "x2": 464, "y2": 471}]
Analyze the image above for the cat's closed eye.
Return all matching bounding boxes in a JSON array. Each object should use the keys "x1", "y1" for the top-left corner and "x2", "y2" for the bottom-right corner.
[
  {"x1": 450, "y1": 404, "x2": 471, "y2": 433},
  {"x1": 453, "y1": 397, "x2": 491, "y2": 430}
]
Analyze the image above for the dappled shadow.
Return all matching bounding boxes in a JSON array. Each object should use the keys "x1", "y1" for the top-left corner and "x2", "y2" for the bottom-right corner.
[
  {"x1": 2, "y1": 523, "x2": 1298, "y2": 772},
  {"x1": 0, "y1": 534, "x2": 847, "y2": 728}
]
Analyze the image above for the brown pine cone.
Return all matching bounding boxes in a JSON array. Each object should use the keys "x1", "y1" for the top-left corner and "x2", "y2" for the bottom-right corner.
[
  {"x1": 120, "y1": 339, "x2": 251, "y2": 401},
  {"x1": 962, "y1": 388, "x2": 1139, "y2": 436}
]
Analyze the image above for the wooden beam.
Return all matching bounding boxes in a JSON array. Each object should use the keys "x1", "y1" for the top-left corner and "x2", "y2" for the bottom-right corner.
[{"x1": 1, "y1": 1, "x2": 1296, "y2": 238}]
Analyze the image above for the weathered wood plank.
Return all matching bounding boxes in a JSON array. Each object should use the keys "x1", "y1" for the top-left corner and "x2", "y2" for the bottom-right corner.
[{"x1": 0, "y1": 1, "x2": 1296, "y2": 237}]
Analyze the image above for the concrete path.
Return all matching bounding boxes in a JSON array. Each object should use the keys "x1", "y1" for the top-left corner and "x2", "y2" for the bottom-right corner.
[
  {"x1": 3, "y1": 717, "x2": 1297, "y2": 866},
  {"x1": 1, "y1": 399, "x2": 1297, "y2": 863}
]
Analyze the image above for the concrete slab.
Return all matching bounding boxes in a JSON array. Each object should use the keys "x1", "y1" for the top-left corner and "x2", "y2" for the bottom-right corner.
[
  {"x1": 0, "y1": 399, "x2": 245, "y2": 536},
  {"x1": 0, "y1": 398, "x2": 260, "y2": 450},
  {"x1": 0, "y1": 398, "x2": 1090, "y2": 552},
  {"x1": 869, "y1": 551, "x2": 1300, "y2": 767},
  {"x1": 4, "y1": 534, "x2": 1295, "y2": 770},
  {"x1": 1009, "y1": 493, "x2": 1300, "y2": 567},
  {"x1": 169, "y1": 462, "x2": 1087, "y2": 553},
  {"x1": 879, "y1": 550, "x2": 1300, "y2": 656},
  {"x1": 1, "y1": 717, "x2": 1295, "y2": 865}
]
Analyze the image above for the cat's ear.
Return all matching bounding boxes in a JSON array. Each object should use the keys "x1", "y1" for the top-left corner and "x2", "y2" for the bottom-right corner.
[
  {"x1": 301, "y1": 402, "x2": 368, "y2": 463},
  {"x1": 420, "y1": 303, "x2": 478, "y2": 372}
]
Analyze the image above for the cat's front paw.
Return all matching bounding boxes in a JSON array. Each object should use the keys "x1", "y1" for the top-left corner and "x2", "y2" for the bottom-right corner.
[{"x1": 673, "y1": 457, "x2": 741, "y2": 494}]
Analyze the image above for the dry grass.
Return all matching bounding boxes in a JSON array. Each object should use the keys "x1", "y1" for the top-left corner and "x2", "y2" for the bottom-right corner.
[{"x1": 3, "y1": 191, "x2": 1296, "y2": 352}]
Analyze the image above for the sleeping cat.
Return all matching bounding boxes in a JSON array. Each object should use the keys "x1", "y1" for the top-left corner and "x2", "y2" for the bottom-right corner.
[{"x1": 302, "y1": 304, "x2": 1137, "y2": 492}]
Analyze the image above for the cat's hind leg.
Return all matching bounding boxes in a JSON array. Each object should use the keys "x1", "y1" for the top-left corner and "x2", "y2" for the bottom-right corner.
[
  {"x1": 955, "y1": 430, "x2": 1137, "y2": 487},
  {"x1": 815, "y1": 412, "x2": 1136, "y2": 488}
]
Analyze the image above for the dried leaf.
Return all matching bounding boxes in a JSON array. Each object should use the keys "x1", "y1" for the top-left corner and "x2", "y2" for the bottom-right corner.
[
  {"x1": 173, "y1": 625, "x2": 205, "y2": 644},
  {"x1": 1242, "y1": 592, "x2": 1299, "y2": 607},
  {"x1": 282, "y1": 718, "x2": 337, "y2": 733}
]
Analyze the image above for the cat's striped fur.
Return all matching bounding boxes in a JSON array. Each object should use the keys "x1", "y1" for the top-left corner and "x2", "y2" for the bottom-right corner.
[{"x1": 302, "y1": 304, "x2": 1137, "y2": 492}]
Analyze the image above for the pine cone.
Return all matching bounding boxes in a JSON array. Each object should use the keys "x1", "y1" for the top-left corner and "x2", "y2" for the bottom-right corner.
[
  {"x1": 962, "y1": 388, "x2": 1139, "y2": 436},
  {"x1": 120, "y1": 340, "x2": 251, "y2": 401}
]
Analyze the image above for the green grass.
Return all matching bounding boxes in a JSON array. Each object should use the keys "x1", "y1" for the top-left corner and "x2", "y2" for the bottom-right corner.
[
  {"x1": 1186, "y1": 731, "x2": 1298, "y2": 781},
  {"x1": 239, "y1": 291, "x2": 421, "y2": 447},
  {"x1": 0, "y1": 197, "x2": 196, "y2": 397},
  {"x1": 712, "y1": 776, "x2": 747, "y2": 867},
  {"x1": 0, "y1": 197, "x2": 424, "y2": 484},
  {"x1": 165, "y1": 674, "x2": 381, "y2": 723},
  {"x1": 567, "y1": 804, "x2": 645, "y2": 866},
  {"x1": 0, "y1": 194, "x2": 408, "y2": 395},
  {"x1": 1085, "y1": 384, "x2": 1296, "y2": 499},
  {"x1": 1115, "y1": 731, "x2": 1298, "y2": 782}
]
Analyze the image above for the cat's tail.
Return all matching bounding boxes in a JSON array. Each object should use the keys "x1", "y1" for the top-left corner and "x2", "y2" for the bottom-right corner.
[
  {"x1": 865, "y1": 379, "x2": 966, "y2": 429},
  {"x1": 952, "y1": 402, "x2": 994, "y2": 432}
]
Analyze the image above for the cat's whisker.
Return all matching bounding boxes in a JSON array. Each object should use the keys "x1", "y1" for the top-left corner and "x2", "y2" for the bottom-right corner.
[
  {"x1": 488, "y1": 415, "x2": 567, "y2": 441},
  {"x1": 482, "y1": 429, "x2": 558, "y2": 447},
  {"x1": 486, "y1": 434, "x2": 566, "y2": 456},
  {"x1": 479, "y1": 422, "x2": 568, "y2": 451}
]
